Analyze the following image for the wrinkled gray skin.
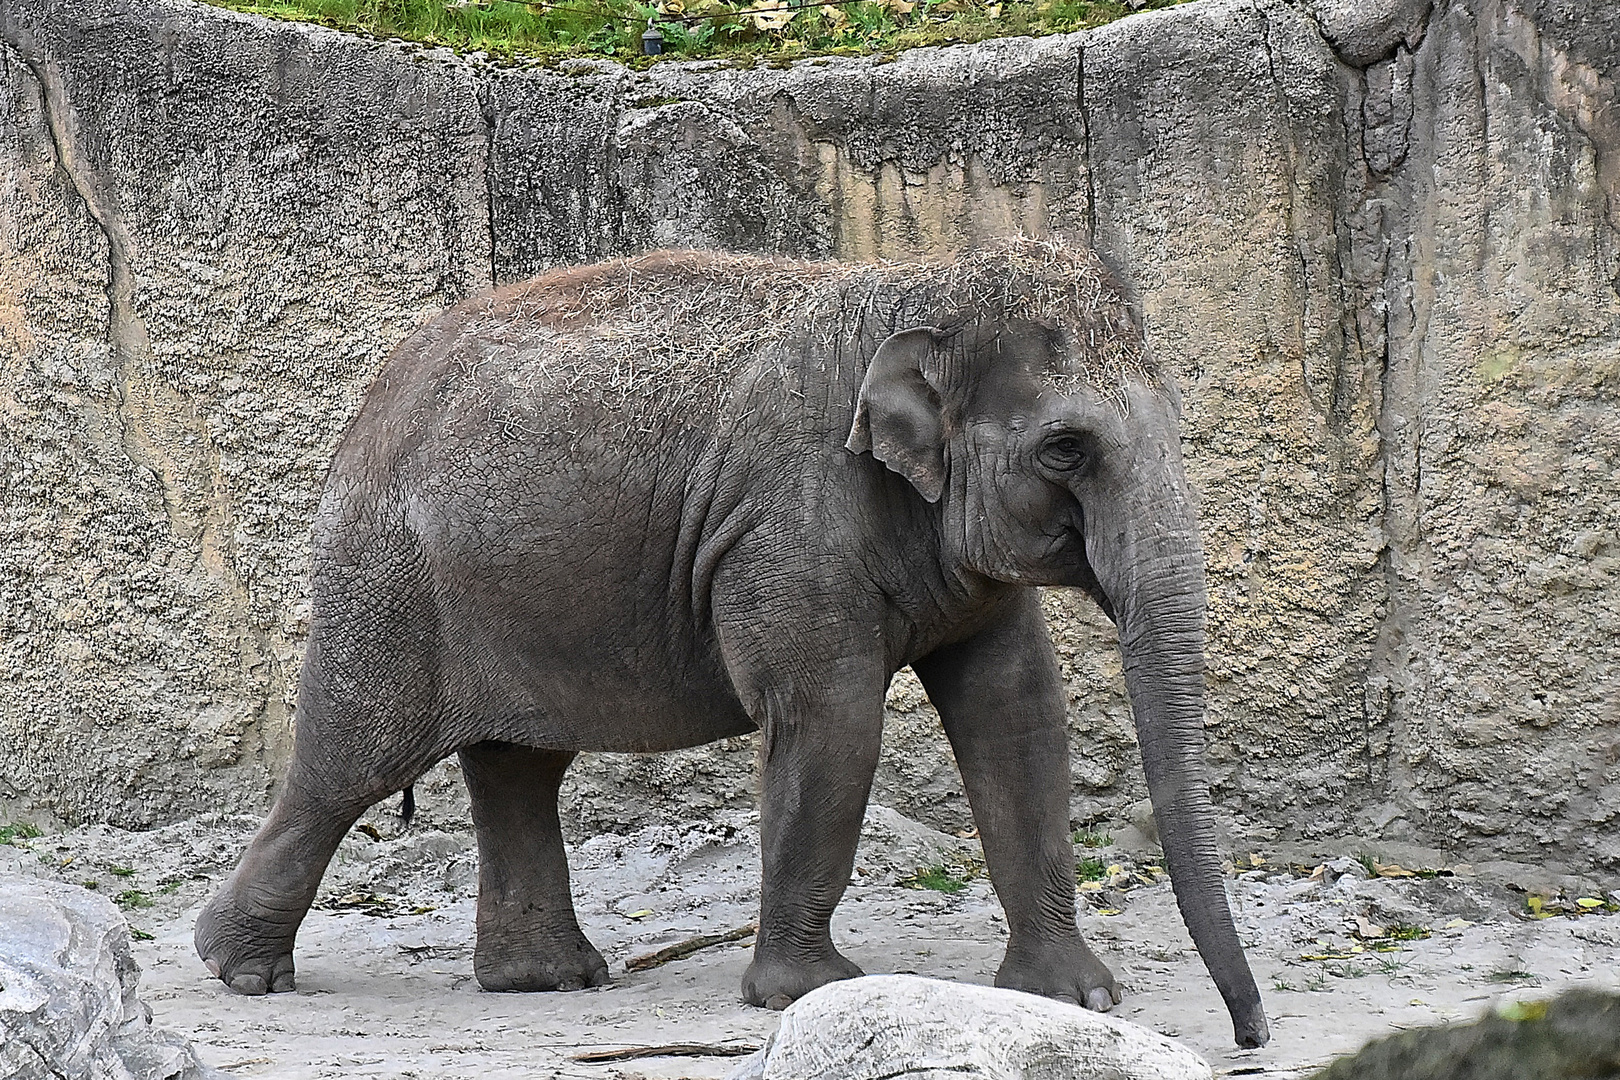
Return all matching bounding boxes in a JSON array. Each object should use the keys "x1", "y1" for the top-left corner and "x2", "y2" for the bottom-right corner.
[{"x1": 195, "y1": 246, "x2": 1269, "y2": 1048}]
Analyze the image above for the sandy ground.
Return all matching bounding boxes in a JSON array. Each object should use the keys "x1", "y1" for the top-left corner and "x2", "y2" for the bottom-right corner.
[{"x1": 6, "y1": 807, "x2": 1619, "y2": 1080}]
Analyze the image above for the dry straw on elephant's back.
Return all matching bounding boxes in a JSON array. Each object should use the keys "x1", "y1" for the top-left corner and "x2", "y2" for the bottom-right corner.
[{"x1": 461, "y1": 239, "x2": 1153, "y2": 421}]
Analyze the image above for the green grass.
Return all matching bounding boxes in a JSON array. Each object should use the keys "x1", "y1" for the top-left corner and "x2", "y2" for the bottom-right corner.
[
  {"x1": 1072, "y1": 829, "x2": 1112, "y2": 848},
  {"x1": 200, "y1": 0, "x2": 1190, "y2": 65},
  {"x1": 0, "y1": 823, "x2": 42, "y2": 845},
  {"x1": 1374, "y1": 950, "x2": 1411, "y2": 976},
  {"x1": 906, "y1": 865, "x2": 972, "y2": 893},
  {"x1": 1486, "y1": 969, "x2": 1537, "y2": 983},
  {"x1": 1326, "y1": 961, "x2": 1371, "y2": 979},
  {"x1": 1279, "y1": 969, "x2": 1328, "y2": 992},
  {"x1": 115, "y1": 890, "x2": 154, "y2": 909},
  {"x1": 110, "y1": 865, "x2": 136, "y2": 878},
  {"x1": 1077, "y1": 856, "x2": 1107, "y2": 882}
]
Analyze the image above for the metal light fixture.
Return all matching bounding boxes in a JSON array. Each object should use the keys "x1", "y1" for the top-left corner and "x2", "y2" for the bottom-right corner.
[{"x1": 641, "y1": 20, "x2": 664, "y2": 55}]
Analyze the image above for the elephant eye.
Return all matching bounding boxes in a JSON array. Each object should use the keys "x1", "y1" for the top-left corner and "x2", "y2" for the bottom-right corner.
[{"x1": 1038, "y1": 434, "x2": 1090, "y2": 472}]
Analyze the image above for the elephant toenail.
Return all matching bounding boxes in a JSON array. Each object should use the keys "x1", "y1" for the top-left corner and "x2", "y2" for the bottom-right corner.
[
  {"x1": 229, "y1": 973, "x2": 268, "y2": 995},
  {"x1": 1085, "y1": 987, "x2": 1114, "y2": 1012}
]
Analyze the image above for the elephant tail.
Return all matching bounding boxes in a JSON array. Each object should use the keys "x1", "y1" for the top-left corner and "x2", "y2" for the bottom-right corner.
[{"x1": 400, "y1": 786, "x2": 416, "y2": 827}]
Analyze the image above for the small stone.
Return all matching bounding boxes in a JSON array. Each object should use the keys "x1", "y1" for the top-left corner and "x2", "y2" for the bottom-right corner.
[
  {"x1": 1126, "y1": 799, "x2": 1160, "y2": 848},
  {"x1": 1286, "y1": 878, "x2": 1324, "y2": 901}
]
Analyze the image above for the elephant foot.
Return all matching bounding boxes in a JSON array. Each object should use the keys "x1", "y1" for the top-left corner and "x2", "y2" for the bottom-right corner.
[
  {"x1": 742, "y1": 948, "x2": 864, "y2": 1010},
  {"x1": 474, "y1": 929, "x2": 611, "y2": 992},
  {"x1": 995, "y1": 935, "x2": 1121, "y2": 1013},
  {"x1": 194, "y1": 886, "x2": 299, "y2": 995}
]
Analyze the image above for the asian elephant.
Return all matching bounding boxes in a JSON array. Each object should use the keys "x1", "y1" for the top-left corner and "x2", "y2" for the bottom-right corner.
[{"x1": 194, "y1": 240, "x2": 1270, "y2": 1048}]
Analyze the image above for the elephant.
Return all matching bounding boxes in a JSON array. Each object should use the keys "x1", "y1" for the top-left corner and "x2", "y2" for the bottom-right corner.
[{"x1": 194, "y1": 239, "x2": 1271, "y2": 1049}]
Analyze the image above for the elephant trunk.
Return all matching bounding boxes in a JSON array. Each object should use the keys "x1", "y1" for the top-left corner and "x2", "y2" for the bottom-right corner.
[{"x1": 1105, "y1": 481, "x2": 1270, "y2": 1049}]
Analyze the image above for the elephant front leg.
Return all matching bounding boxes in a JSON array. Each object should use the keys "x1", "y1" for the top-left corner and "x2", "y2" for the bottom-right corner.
[
  {"x1": 732, "y1": 662, "x2": 886, "y2": 1010},
  {"x1": 460, "y1": 742, "x2": 609, "y2": 992},
  {"x1": 913, "y1": 591, "x2": 1121, "y2": 1012}
]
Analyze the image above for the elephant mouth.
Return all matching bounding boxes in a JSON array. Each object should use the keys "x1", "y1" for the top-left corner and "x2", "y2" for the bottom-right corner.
[
  {"x1": 1045, "y1": 519, "x2": 1115, "y2": 623},
  {"x1": 1071, "y1": 546, "x2": 1116, "y2": 623}
]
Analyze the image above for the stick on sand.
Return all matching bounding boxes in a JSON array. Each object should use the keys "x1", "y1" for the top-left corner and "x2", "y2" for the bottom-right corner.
[
  {"x1": 624, "y1": 922, "x2": 758, "y2": 972},
  {"x1": 572, "y1": 1042, "x2": 760, "y2": 1063}
]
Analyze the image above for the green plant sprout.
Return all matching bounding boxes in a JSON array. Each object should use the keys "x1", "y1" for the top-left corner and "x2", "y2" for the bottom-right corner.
[
  {"x1": 0, "y1": 823, "x2": 42, "y2": 845},
  {"x1": 905, "y1": 865, "x2": 971, "y2": 894},
  {"x1": 1485, "y1": 969, "x2": 1537, "y2": 983}
]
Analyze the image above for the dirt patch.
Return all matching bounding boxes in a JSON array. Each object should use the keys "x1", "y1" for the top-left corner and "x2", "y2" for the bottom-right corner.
[{"x1": 3, "y1": 809, "x2": 1617, "y2": 1079}]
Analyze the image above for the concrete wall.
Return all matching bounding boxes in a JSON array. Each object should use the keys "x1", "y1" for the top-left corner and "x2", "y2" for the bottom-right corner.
[{"x1": 1, "y1": 0, "x2": 1616, "y2": 875}]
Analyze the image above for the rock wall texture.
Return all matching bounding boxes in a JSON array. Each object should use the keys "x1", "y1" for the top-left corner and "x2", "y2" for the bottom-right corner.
[{"x1": 1, "y1": 0, "x2": 1616, "y2": 873}]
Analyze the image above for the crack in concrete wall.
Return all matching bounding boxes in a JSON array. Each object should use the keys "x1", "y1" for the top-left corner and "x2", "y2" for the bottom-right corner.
[
  {"x1": 11, "y1": 44, "x2": 160, "y2": 507},
  {"x1": 1075, "y1": 42, "x2": 1097, "y2": 249},
  {"x1": 14, "y1": 48, "x2": 293, "y2": 781}
]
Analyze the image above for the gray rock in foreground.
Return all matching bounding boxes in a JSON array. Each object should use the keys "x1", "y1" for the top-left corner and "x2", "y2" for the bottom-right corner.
[
  {"x1": 1311, "y1": 989, "x2": 1620, "y2": 1080},
  {"x1": 0, "y1": 875, "x2": 222, "y2": 1080},
  {"x1": 728, "y1": 974, "x2": 1212, "y2": 1080}
]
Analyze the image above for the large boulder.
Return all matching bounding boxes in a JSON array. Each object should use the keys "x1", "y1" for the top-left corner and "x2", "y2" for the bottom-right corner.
[
  {"x1": 728, "y1": 974, "x2": 1211, "y2": 1080},
  {"x1": 0, "y1": 875, "x2": 221, "y2": 1080}
]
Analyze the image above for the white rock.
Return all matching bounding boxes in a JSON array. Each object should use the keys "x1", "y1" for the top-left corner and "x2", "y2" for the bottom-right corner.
[
  {"x1": 729, "y1": 974, "x2": 1212, "y2": 1080},
  {"x1": 0, "y1": 875, "x2": 222, "y2": 1080},
  {"x1": 1285, "y1": 877, "x2": 1324, "y2": 902},
  {"x1": 1326, "y1": 855, "x2": 1368, "y2": 880}
]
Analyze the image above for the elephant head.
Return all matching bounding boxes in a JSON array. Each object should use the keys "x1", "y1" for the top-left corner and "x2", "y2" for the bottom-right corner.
[{"x1": 846, "y1": 242, "x2": 1270, "y2": 1049}]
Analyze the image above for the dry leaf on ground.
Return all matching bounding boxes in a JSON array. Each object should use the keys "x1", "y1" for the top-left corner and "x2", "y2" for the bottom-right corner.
[{"x1": 748, "y1": 0, "x2": 794, "y2": 29}]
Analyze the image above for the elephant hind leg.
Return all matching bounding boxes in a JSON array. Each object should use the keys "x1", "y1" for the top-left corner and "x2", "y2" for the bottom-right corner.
[
  {"x1": 460, "y1": 741, "x2": 609, "y2": 992},
  {"x1": 194, "y1": 771, "x2": 372, "y2": 995},
  {"x1": 196, "y1": 635, "x2": 450, "y2": 995}
]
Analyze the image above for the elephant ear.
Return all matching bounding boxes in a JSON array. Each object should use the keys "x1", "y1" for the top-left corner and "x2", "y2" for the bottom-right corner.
[{"x1": 845, "y1": 326, "x2": 948, "y2": 503}]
